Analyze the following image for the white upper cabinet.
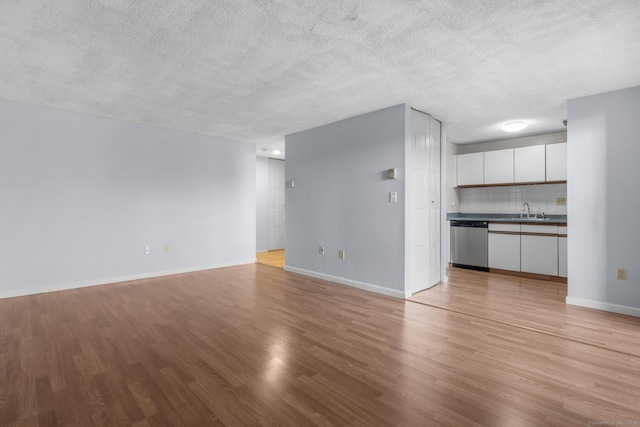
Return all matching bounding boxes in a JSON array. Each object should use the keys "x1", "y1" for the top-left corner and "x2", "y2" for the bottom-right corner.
[
  {"x1": 456, "y1": 152, "x2": 484, "y2": 186},
  {"x1": 455, "y1": 143, "x2": 567, "y2": 187},
  {"x1": 546, "y1": 142, "x2": 567, "y2": 182},
  {"x1": 484, "y1": 149, "x2": 514, "y2": 185},
  {"x1": 515, "y1": 145, "x2": 546, "y2": 183}
]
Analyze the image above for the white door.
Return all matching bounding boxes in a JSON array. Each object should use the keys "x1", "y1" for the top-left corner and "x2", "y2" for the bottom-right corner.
[
  {"x1": 409, "y1": 118, "x2": 429, "y2": 293},
  {"x1": 409, "y1": 111, "x2": 441, "y2": 294},
  {"x1": 268, "y1": 159, "x2": 285, "y2": 250}
]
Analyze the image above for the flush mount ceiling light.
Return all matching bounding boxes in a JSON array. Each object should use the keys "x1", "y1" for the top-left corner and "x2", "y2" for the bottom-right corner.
[
  {"x1": 272, "y1": 149, "x2": 281, "y2": 155},
  {"x1": 502, "y1": 121, "x2": 527, "y2": 132}
]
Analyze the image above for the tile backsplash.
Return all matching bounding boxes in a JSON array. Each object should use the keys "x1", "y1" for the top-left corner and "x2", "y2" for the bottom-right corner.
[{"x1": 459, "y1": 183, "x2": 567, "y2": 215}]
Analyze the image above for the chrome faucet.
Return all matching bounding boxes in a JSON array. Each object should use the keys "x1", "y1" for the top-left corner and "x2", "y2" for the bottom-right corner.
[{"x1": 521, "y1": 202, "x2": 531, "y2": 218}]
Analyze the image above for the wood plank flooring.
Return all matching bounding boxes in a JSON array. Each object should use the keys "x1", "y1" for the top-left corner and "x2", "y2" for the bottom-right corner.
[
  {"x1": 410, "y1": 267, "x2": 640, "y2": 357},
  {"x1": 256, "y1": 250, "x2": 284, "y2": 269},
  {"x1": 1, "y1": 264, "x2": 639, "y2": 426}
]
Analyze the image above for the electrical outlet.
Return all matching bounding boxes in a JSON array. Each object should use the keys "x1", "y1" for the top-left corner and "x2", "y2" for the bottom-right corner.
[
  {"x1": 339, "y1": 250, "x2": 345, "y2": 259},
  {"x1": 389, "y1": 191, "x2": 397, "y2": 203},
  {"x1": 319, "y1": 245, "x2": 324, "y2": 255},
  {"x1": 144, "y1": 246, "x2": 150, "y2": 255},
  {"x1": 556, "y1": 197, "x2": 567, "y2": 206},
  {"x1": 616, "y1": 268, "x2": 627, "y2": 280},
  {"x1": 165, "y1": 244, "x2": 170, "y2": 253}
]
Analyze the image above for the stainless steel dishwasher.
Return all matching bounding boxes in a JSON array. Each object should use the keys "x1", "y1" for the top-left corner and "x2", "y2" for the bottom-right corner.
[{"x1": 450, "y1": 220, "x2": 489, "y2": 270}]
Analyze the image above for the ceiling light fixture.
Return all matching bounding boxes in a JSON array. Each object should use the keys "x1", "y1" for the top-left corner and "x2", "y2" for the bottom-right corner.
[
  {"x1": 272, "y1": 149, "x2": 281, "y2": 155},
  {"x1": 502, "y1": 121, "x2": 527, "y2": 132}
]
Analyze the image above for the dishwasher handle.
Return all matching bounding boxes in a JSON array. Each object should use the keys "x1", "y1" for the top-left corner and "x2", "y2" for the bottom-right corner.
[{"x1": 450, "y1": 221, "x2": 488, "y2": 228}]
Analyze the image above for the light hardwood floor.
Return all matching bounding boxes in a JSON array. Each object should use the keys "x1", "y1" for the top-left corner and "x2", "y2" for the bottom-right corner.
[
  {"x1": 256, "y1": 250, "x2": 284, "y2": 269},
  {"x1": 411, "y1": 267, "x2": 640, "y2": 357},
  {"x1": 1, "y1": 264, "x2": 639, "y2": 426}
]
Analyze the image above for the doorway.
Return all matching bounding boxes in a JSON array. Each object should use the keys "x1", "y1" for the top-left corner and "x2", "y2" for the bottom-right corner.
[
  {"x1": 256, "y1": 250, "x2": 284, "y2": 268},
  {"x1": 256, "y1": 158, "x2": 285, "y2": 268},
  {"x1": 268, "y1": 158, "x2": 285, "y2": 251}
]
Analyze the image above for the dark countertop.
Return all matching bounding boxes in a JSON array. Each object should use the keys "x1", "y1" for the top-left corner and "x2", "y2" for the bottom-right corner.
[{"x1": 447, "y1": 213, "x2": 567, "y2": 225}]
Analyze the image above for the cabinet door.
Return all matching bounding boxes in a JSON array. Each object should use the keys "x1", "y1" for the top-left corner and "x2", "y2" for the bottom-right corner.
[
  {"x1": 558, "y1": 236, "x2": 567, "y2": 278},
  {"x1": 489, "y1": 233, "x2": 520, "y2": 271},
  {"x1": 456, "y1": 152, "x2": 484, "y2": 186},
  {"x1": 515, "y1": 145, "x2": 545, "y2": 183},
  {"x1": 484, "y1": 149, "x2": 514, "y2": 185},
  {"x1": 521, "y1": 235, "x2": 558, "y2": 275},
  {"x1": 546, "y1": 142, "x2": 567, "y2": 182}
]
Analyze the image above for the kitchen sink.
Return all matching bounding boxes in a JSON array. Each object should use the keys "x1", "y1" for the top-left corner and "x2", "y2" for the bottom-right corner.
[{"x1": 496, "y1": 217, "x2": 554, "y2": 221}]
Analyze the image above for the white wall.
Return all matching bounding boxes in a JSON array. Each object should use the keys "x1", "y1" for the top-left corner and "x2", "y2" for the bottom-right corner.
[
  {"x1": 446, "y1": 141, "x2": 460, "y2": 213},
  {"x1": 566, "y1": 85, "x2": 640, "y2": 316},
  {"x1": 256, "y1": 156, "x2": 269, "y2": 252},
  {"x1": 284, "y1": 105, "x2": 406, "y2": 297},
  {"x1": 0, "y1": 99, "x2": 256, "y2": 298}
]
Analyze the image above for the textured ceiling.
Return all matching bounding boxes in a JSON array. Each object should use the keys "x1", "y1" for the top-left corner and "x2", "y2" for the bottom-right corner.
[{"x1": 1, "y1": 1, "x2": 639, "y2": 156}]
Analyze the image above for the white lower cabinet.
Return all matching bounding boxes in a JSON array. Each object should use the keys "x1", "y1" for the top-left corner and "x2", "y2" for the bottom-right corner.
[
  {"x1": 487, "y1": 222, "x2": 566, "y2": 277},
  {"x1": 521, "y1": 235, "x2": 558, "y2": 276},
  {"x1": 488, "y1": 223, "x2": 521, "y2": 271},
  {"x1": 558, "y1": 236, "x2": 567, "y2": 278},
  {"x1": 489, "y1": 233, "x2": 521, "y2": 271}
]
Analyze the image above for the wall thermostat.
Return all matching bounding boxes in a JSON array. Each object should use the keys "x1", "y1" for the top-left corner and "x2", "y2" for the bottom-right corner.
[{"x1": 388, "y1": 168, "x2": 397, "y2": 179}]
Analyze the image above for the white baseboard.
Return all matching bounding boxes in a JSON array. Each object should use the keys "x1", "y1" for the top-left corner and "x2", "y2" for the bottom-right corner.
[
  {"x1": 283, "y1": 266, "x2": 405, "y2": 299},
  {"x1": 0, "y1": 258, "x2": 257, "y2": 300},
  {"x1": 566, "y1": 296, "x2": 640, "y2": 318}
]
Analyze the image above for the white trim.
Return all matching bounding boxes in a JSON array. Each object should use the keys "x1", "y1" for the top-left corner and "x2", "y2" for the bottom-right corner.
[
  {"x1": 403, "y1": 103, "x2": 413, "y2": 297},
  {"x1": 284, "y1": 266, "x2": 405, "y2": 299},
  {"x1": 440, "y1": 122, "x2": 449, "y2": 284},
  {"x1": 566, "y1": 296, "x2": 640, "y2": 318},
  {"x1": 0, "y1": 258, "x2": 257, "y2": 300}
]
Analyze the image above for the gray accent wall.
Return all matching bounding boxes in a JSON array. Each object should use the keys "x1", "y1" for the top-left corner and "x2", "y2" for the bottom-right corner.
[
  {"x1": 256, "y1": 156, "x2": 269, "y2": 252},
  {"x1": 284, "y1": 105, "x2": 406, "y2": 296},
  {"x1": 0, "y1": 99, "x2": 256, "y2": 298},
  {"x1": 566, "y1": 85, "x2": 640, "y2": 315}
]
